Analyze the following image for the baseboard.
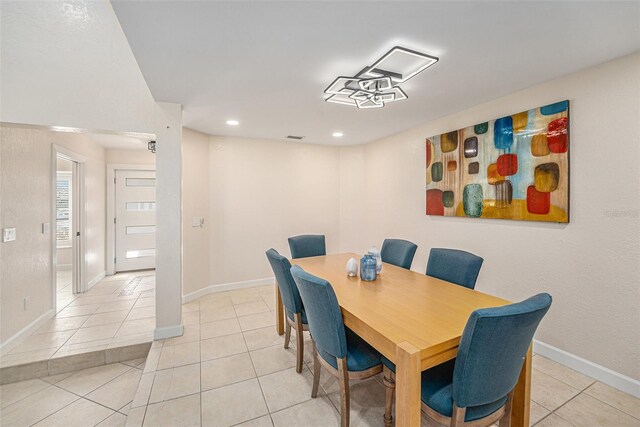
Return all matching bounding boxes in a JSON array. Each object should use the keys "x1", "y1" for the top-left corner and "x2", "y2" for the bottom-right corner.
[
  {"x1": 154, "y1": 324, "x2": 184, "y2": 340},
  {"x1": 87, "y1": 271, "x2": 106, "y2": 291},
  {"x1": 0, "y1": 309, "x2": 56, "y2": 356},
  {"x1": 182, "y1": 277, "x2": 274, "y2": 303},
  {"x1": 533, "y1": 339, "x2": 640, "y2": 398}
]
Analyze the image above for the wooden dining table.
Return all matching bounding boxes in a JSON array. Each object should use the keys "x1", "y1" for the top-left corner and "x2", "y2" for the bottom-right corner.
[{"x1": 274, "y1": 253, "x2": 532, "y2": 427}]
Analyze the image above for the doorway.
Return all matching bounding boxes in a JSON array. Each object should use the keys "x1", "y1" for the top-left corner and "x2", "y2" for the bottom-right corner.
[
  {"x1": 52, "y1": 146, "x2": 87, "y2": 312},
  {"x1": 109, "y1": 167, "x2": 157, "y2": 273}
]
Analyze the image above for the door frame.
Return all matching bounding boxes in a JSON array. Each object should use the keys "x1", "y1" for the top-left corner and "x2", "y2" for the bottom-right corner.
[
  {"x1": 106, "y1": 163, "x2": 156, "y2": 276},
  {"x1": 51, "y1": 145, "x2": 87, "y2": 312}
]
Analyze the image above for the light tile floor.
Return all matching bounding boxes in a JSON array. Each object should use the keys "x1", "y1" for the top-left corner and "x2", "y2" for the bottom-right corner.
[
  {"x1": 1, "y1": 284, "x2": 639, "y2": 426},
  {"x1": 1, "y1": 271, "x2": 156, "y2": 367},
  {"x1": 128, "y1": 285, "x2": 640, "y2": 427},
  {"x1": 0, "y1": 357, "x2": 146, "y2": 426}
]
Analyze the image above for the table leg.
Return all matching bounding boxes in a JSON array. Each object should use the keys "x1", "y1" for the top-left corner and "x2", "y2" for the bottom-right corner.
[
  {"x1": 511, "y1": 344, "x2": 532, "y2": 427},
  {"x1": 275, "y1": 280, "x2": 284, "y2": 335},
  {"x1": 395, "y1": 341, "x2": 422, "y2": 427}
]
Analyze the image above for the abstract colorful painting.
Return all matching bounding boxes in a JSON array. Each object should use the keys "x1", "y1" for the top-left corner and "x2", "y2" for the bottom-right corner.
[{"x1": 425, "y1": 101, "x2": 569, "y2": 223}]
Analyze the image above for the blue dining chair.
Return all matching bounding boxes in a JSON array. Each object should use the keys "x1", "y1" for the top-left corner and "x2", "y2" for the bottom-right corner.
[
  {"x1": 381, "y1": 293, "x2": 552, "y2": 427},
  {"x1": 290, "y1": 265, "x2": 382, "y2": 427},
  {"x1": 288, "y1": 234, "x2": 326, "y2": 259},
  {"x1": 426, "y1": 248, "x2": 484, "y2": 289},
  {"x1": 380, "y1": 238, "x2": 418, "y2": 270},
  {"x1": 265, "y1": 249, "x2": 308, "y2": 373}
]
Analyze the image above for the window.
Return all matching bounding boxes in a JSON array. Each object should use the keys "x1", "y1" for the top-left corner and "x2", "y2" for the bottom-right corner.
[
  {"x1": 125, "y1": 202, "x2": 156, "y2": 211},
  {"x1": 56, "y1": 172, "x2": 72, "y2": 247},
  {"x1": 125, "y1": 178, "x2": 156, "y2": 187}
]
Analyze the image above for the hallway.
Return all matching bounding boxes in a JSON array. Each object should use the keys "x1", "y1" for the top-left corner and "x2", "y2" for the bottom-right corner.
[{"x1": 1, "y1": 272, "x2": 156, "y2": 368}]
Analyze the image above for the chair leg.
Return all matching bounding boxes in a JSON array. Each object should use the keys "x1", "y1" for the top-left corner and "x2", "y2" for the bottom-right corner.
[
  {"x1": 499, "y1": 391, "x2": 514, "y2": 427},
  {"x1": 294, "y1": 313, "x2": 304, "y2": 373},
  {"x1": 284, "y1": 320, "x2": 291, "y2": 349},
  {"x1": 451, "y1": 404, "x2": 466, "y2": 427},
  {"x1": 382, "y1": 366, "x2": 395, "y2": 427},
  {"x1": 337, "y1": 357, "x2": 350, "y2": 427},
  {"x1": 311, "y1": 340, "x2": 320, "y2": 398}
]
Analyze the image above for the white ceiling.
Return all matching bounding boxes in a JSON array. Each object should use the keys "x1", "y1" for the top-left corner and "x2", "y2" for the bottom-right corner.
[{"x1": 111, "y1": 1, "x2": 640, "y2": 145}]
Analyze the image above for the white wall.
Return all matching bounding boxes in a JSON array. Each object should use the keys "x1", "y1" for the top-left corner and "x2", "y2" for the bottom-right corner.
[
  {"x1": 0, "y1": 1, "x2": 156, "y2": 135},
  {"x1": 182, "y1": 129, "x2": 211, "y2": 296},
  {"x1": 0, "y1": 1, "x2": 185, "y2": 342},
  {"x1": 338, "y1": 53, "x2": 640, "y2": 381},
  {"x1": 208, "y1": 136, "x2": 340, "y2": 287},
  {"x1": 153, "y1": 103, "x2": 183, "y2": 339},
  {"x1": 1, "y1": 125, "x2": 107, "y2": 345},
  {"x1": 105, "y1": 148, "x2": 156, "y2": 166}
]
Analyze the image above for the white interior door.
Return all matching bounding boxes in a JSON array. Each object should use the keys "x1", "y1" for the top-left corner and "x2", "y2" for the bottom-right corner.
[{"x1": 115, "y1": 169, "x2": 156, "y2": 272}]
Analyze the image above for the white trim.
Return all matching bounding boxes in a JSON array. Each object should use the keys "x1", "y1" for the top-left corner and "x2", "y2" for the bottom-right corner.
[
  {"x1": 51, "y1": 145, "x2": 88, "y2": 309},
  {"x1": 57, "y1": 264, "x2": 72, "y2": 271},
  {"x1": 54, "y1": 145, "x2": 87, "y2": 163},
  {"x1": 182, "y1": 277, "x2": 274, "y2": 304},
  {"x1": 106, "y1": 163, "x2": 156, "y2": 276},
  {"x1": 50, "y1": 149, "x2": 57, "y2": 314},
  {"x1": 0, "y1": 309, "x2": 55, "y2": 356},
  {"x1": 533, "y1": 339, "x2": 640, "y2": 398},
  {"x1": 87, "y1": 271, "x2": 106, "y2": 291},
  {"x1": 154, "y1": 324, "x2": 184, "y2": 340}
]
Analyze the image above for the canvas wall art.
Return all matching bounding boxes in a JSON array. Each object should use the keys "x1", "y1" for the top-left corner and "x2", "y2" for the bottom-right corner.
[{"x1": 425, "y1": 100, "x2": 569, "y2": 223}]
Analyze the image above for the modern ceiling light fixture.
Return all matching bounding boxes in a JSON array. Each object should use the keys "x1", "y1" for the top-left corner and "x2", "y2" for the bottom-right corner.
[
  {"x1": 325, "y1": 46, "x2": 438, "y2": 109},
  {"x1": 226, "y1": 119, "x2": 239, "y2": 126},
  {"x1": 332, "y1": 132, "x2": 344, "y2": 137}
]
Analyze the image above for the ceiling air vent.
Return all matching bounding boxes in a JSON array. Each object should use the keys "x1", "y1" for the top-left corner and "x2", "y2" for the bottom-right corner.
[{"x1": 286, "y1": 135, "x2": 305, "y2": 140}]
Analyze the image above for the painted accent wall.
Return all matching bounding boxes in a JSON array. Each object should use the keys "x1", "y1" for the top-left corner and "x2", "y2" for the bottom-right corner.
[
  {"x1": 338, "y1": 53, "x2": 640, "y2": 381},
  {"x1": 0, "y1": 126, "x2": 107, "y2": 344}
]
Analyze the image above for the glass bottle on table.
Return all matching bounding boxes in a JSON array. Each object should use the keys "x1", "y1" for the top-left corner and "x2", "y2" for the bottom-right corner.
[
  {"x1": 360, "y1": 254, "x2": 377, "y2": 281},
  {"x1": 368, "y1": 246, "x2": 382, "y2": 274}
]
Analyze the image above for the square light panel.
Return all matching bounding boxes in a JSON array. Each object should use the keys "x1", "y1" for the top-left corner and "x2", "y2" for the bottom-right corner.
[
  {"x1": 358, "y1": 76, "x2": 393, "y2": 92},
  {"x1": 325, "y1": 76, "x2": 361, "y2": 95},
  {"x1": 362, "y1": 46, "x2": 438, "y2": 83},
  {"x1": 324, "y1": 46, "x2": 437, "y2": 108}
]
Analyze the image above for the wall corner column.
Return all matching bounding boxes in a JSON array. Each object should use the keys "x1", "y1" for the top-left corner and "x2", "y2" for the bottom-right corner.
[{"x1": 154, "y1": 102, "x2": 184, "y2": 340}]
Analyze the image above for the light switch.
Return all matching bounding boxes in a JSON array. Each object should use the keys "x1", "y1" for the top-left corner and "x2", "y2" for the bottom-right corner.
[
  {"x1": 42, "y1": 222, "x2": 50, "y2": 234},
  {"x1": 191, "y1": 217, "x2": 204, "y2": 228},
  {"x1": 3, "y1": 227, "x2": 16, "y2": 242}
]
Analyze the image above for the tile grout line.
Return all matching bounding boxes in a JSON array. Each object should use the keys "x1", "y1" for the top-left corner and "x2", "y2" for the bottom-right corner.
[
  {"x1": 56, "y1": 363, "x2": 136, "y2": 397},
  {"x1": 539, "y1": 391, "x2": 583, "y2": 426},
  {"x1": 25, "y1": 383, "x2": 115, "y2": 427},
  {"x1": 240, "y1": 316, "x2": 271, "y2": 420},
  {"x1": 50, "y1": 274, "x2": 143, "y2": 359},
  {"x1": 24, "y1": 388, "x2": 83, "y2": 427},
  {"x1": 578, "y1": 387, "x2": 640, "y2": 422}
]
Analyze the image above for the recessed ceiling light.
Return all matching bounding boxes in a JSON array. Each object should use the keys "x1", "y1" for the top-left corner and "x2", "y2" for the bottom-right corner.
[
  {"x1": 333, "y1": 132, "x2": 344, "y2": 138},
  {"x1": 226, "y1": 120, "x2": 239, "y2": 126}
]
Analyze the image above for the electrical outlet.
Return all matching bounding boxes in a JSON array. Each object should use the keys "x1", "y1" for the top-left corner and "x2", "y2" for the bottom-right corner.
[
  {"x1": 42, "y1": 222, "x2": 50, "y2": 234},
  {"x1": 191, "y1": 217, "x2": 204, "y2": 227},
  {"x1": 3, "y1": 228, "x2": 16, "y2": 242},
  {"x1": 23, "y1": 296, "x2": 31, "y2": 311}
]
